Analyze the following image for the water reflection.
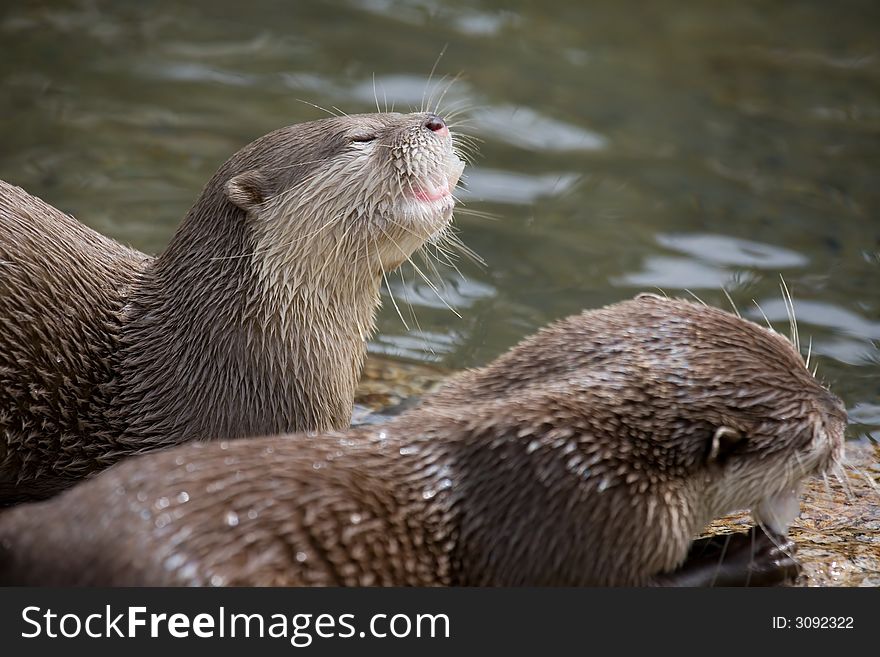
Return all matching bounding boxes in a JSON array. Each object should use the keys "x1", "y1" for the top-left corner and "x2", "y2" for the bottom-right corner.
[
  {"x1": 384, "y1": 268, "x2": 496, "y2": 311},
  {"x1": 615, "y1": 255, "x2": 743, "y2": 289},
  {"x1": 616, "y1": 233, "x2": 804, "y2": 288},
  {"x1": 472, "y1": 106, "x2": 608, "y2": 152},
  {"x1": 461, "y1": 168, "x2": 580, "y2": 204},
  {"x1": 370, "y1": 329, "x2": 461, "y2": 362},
  {"x1": 655, "y1": 234, "x2": 808, "y2": 269}
]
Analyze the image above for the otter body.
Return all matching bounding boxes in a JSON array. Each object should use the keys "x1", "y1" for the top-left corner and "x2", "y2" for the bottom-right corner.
[
  {"x1": 0, "y1": 296, "x2": 846, "y2": 586},
  {"x1": 0, "y1": 112, "x2": 465, "y2": 503}
]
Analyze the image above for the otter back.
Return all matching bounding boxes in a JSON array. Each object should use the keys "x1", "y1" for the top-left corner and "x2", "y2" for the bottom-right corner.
[{"x1": 0, "y1": 181, "x2": 147, "y2": 501}]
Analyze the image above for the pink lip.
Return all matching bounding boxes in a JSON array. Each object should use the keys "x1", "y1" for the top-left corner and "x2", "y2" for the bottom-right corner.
[{"x1": 413, "y1": 183, "x2": 451, "y2": 203}]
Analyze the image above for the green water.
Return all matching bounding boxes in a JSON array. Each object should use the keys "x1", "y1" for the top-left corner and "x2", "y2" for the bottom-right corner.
[{"x1": 1, "y1": 0, "x2": 877, "y2": 441}]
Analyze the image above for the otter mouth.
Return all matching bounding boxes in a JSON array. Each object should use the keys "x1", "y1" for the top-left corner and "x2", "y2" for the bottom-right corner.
[
  {"x1": 412, "y1": 155, "x2": 464, "y2": 203},
  {"x1": 749, "y1": 413, "x2": 847, "y2": 537},
  {"x1": 413, "y1": 181, "x2": 453, "y2": 205},
  {"x1": 394, "y1": 153, "x2": 464, "y2": 228},
  {"x1": 752, "y1": 485, "x2": 802, "y2": 536}
]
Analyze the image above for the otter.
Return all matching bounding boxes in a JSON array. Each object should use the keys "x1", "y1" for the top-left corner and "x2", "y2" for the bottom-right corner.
[
  {"x1": 0, "y1": 112, "x2": 465, "y2": 504},
  {"x1": 0, "y1": 295, "x2": 845, "y2": 586}
]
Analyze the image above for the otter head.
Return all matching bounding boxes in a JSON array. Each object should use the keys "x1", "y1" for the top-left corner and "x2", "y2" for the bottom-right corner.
[
  {"x1": 599, "y1": 295, "x2": 847, "y2": 540},
  {"x1": 431, "y1": 294, "x2": 846, "y2": 584},
  {"x1": 662, "y1": 300, "x2": 848, "y2": 538},
  {"x1": 125, "y1": 113, "x2": 466, "y2": 443},
  {"x1": 220, "y1": 112, "x2": 465, "y2": 282}
]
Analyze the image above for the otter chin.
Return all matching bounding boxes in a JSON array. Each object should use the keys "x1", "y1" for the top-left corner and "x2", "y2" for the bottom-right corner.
[
  {"x1": 0, "y1": 296, "x2": 846, "y2": 586},
  {"x1": 0, "y1": 111, "x2": 466, "y2": 504}
]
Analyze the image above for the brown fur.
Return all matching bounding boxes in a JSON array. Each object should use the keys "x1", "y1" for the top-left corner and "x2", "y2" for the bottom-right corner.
[
  {"x1": 0, "y1": 112, "x2": 464, "y2": 503},
  {"x1": 0, "y1": 296, "x2": 846, "y2": 586}
]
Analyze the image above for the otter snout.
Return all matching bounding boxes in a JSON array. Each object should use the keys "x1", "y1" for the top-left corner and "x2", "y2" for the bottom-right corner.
[{"x1": 751, "y1": 388, "x2": 847, "y2": 536}]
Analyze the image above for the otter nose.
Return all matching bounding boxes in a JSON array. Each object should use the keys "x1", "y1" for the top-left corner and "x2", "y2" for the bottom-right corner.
[{"x1": 424, "y1": 114, "x2": 449, "y2": 136}]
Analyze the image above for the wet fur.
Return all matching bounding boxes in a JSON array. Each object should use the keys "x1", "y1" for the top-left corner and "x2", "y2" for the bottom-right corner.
[
  {"x1": 0, "y1": 112, "x2": 463, "y2": 503},
  {"x1": 0, "y1": 296, "x2": 846, "y2": 585}
]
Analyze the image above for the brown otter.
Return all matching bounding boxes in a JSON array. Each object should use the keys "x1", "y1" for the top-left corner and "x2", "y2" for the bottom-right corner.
[
  {"x1": 0, "y1": 295, "x2": 845, "y2": 586},
  {"x1": 0, "y1": 112, "x2": 465, "y2": 504}
]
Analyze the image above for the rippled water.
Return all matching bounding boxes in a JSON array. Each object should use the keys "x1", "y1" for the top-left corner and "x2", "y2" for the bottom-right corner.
[{"x1": 1, "y1": 0, "x2": 877, "y2": 441}]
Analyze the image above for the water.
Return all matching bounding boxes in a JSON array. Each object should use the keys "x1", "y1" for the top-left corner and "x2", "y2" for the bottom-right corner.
[{"x1": 1, "y1": 0, "x2": 877, "y2": 442}]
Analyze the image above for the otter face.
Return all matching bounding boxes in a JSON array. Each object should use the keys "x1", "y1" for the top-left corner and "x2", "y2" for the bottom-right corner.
[
  {"x1": 642, "y1": 299, "x2": 850, "y2": 537},
  {"x1": 224, "y1": 112, "x2": 465, "y2": 278},
  {"x1": 697, "y1": 327, "x2": 847, "y2": 536}
]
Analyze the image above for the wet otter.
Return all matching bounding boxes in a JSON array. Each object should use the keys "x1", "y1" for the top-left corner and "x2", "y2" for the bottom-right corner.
[
  {"x1": 0, "y1": 112, "x2": 465, "y2": 504},
  {"x1": 0, "y1": 296, "x2": 845, "y2": 586}
]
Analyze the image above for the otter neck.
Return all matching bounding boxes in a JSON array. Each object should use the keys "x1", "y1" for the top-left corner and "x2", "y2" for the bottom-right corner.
[{"x1": 113, "y1": 190, "x2": 381, "y2": 450}]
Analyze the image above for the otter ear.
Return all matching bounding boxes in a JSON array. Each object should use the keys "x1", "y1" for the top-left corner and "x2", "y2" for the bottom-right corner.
[
  {"x1": 225, "y1": 170, "x2": 268, "y2": 212},
  {"x1": 707, "y1": 426, "x2": 746, "y2": 464}
]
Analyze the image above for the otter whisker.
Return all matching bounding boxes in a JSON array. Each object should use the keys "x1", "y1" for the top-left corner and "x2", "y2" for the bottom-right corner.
[
  {"x1": 448, "y1": 206, "x2": 500, "y2": 222},
  {"x1": 440, "y1": 231, "x2": 485, "y2": 266},
  {"x1": 833, "y1": 460, "x2": 857, "y2": 501},
  {"x1": 428, "y1": 243, "x2": 467, "y2": 281},
  {"x1": 380, "y1": 226, "x2": 462, "y2": 319},
  {"x1": 709, "y1": 533, "x2": 733, "y2": 588},
  {"x1": 751, "y1": 299, "x2": 774, "y2": 332},
  {"x1": 426, "y1": 232, "x2": 466, "y2": 269},
  {"x1": 452, "y1": 146, "x2": 480, "y2": 164},
  {"x1": 295, "y1": 98, "x2": 340, "y2": 118},
  {"x1": 397, "y1": 263, "x2": 438, "y2": 359},
  {"x1": 422, "y1": 45, "x2": 448, "y2": 114},
  {"x1": 451, "y1": 150, "x2": 476, "y2": 168},
  {"x1": 684, "y1": 289, "x2": 708, "y2": 307},
  {"x1": 450, "y1": 144, "x2": 481, "y2": 163},
  {"x1": 445, "y1": 121, "x2": 479, "y2": 135},
  {"x1": 721, "y1": 288, "x2": 741, "y2": 318},
  {"x1": 451, "y1": 132, "x2": 479, "y2": 148},
  {"x1": 444, "y1": 119, "x2": 478, "y2": 134},
  {"x1": 417, "y1": 248, "x2": 449, "y2": 294},
  {"x1": 379, "y1": 216, "x2": 463, "y2": 287},
  {"x1": 446, "y1": 121, "x2": 480, "y2": 135},
  {"x1": 779, "y1": 276, "x2": 800, "y2": 353},
  {"x1": 372, "y1": 72, "x2": 381, "y2": 114},
  {"x1": 442, "y1": 105, "x2": 480, "y2": 122},
  {"x1": 377, "y1": 239, "x2": 410, "y2": 332},
  {"x1": 433, "y1": 71, "x2": 464, "y2": 117},
  {"x1": 415, "y1": 73, "x2": 452, "y2": 116}
]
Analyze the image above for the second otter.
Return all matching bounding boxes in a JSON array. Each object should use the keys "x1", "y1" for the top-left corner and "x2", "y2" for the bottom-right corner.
[
  {"x1": 0, "y1": 112, "x2": 465, "y2": 503},
  {"x1": 0, "y1": 296, "x2": 846, "y2": 586}
]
